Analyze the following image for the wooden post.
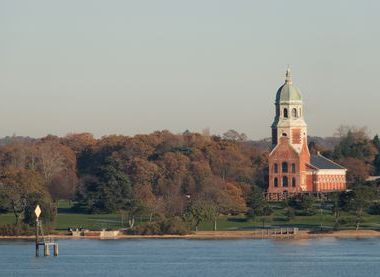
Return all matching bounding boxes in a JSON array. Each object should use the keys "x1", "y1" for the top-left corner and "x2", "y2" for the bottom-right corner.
[
  {"x1": 54, "y1": 244, "x2": 59, "y2": 256},
  {"x1": 44, "y1": 245, "x2": 50, "y2": 256},
  {"x1": 35, "y1": 219, "x2": 39, "y2": 257}
]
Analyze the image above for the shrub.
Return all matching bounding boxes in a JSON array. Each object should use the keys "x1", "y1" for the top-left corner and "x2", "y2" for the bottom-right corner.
[
  {"x1": 160, "y1": 217, "x2": 190, "y2": 235},
  {"x1": 127, "y1": 217, "x2": 190, "y2": 235},
  {"x1": 337, "y1": 216, "x2": 355, "y2": 226},
  {"x1": 295, "y1": 210, "x2": 316, "y2": 216},
  {"x1": 130, "y1": 222, "x2": 162, "y2": 235},
  {"x1": 0, "y1": 224, "x2": 34, "y2": 236},
  {"x1": 368, "y1": 203, "x2": 380, "y2": 215},
  {"x1": 285, "y1": 207, "x2": 295, "y2": 221}
]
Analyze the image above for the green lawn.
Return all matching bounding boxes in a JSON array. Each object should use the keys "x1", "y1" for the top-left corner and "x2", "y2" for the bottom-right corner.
[{"x1": 1, "y1": 200, "x2": 380, "y2": 232}]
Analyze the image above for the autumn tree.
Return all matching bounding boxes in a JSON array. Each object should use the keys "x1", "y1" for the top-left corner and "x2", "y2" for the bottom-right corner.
[
  {"x1": 223, "y1": 129, "x2": 248, "y2": 142},
  {"x1": 37, "y1": 141, "x2": 77, "y2": 200},
  {"x1": 61, "y1": 133, "x2": 96, "y2": 154},
  {"x1": 0, "y1": 167, "x2": 51, "y2": 224}
]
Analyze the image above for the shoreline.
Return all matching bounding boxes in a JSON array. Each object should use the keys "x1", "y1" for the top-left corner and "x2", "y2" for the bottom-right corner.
[{"x1": 1, "y1": 230, "x2": 380, "y2": 240}]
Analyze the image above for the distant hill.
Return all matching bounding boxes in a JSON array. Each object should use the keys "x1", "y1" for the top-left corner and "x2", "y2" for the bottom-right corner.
[
  {"x1": 0, "y1": 134, "x2": 341, "y2": 152},
  {"x1": 249, "y1": 136, "x2": 341, "y2": 152},
  {"x1": 308, "y1": 136, "x2": 341, "y2": 151}
]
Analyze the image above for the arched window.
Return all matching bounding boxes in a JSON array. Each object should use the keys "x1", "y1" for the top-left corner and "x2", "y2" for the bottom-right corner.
[
  {"x1": 274, "y1": 178, "x2": 278, "y2": 187},
  {"x1": 292, "y1": 177, "x2": 296, "y2": 187},
  {"x1": 282, "y1": 176, "x2": 288, "y2": 187},
  {"x1": 292, "y1": 108, "x2": 297, "y2": 118},
  {"x1": 299, "y1": 108, "x2": 302, "y2": 117},
  {"x1": 291, "y1": 163, "x2": 296, "y2": 173},
  {"x1": 274, "y1": 163, "x2": 278, "y2": 173},
  {"x1": 283, "y1": 108, "x2": 288, "y2": 118},
  {"x1": 282, "y1": 162, "x2": 288, "y2": 173}
]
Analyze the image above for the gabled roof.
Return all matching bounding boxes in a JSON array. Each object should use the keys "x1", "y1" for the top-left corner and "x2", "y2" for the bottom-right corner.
[
  {"x1": 269, "y1": 136, "x2": 298, "y2": 157},
  {"x1": 310, "y1": 154, "x2": 346, "y2": 170}
]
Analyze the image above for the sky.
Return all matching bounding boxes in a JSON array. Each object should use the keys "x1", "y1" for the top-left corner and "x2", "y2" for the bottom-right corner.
[{"x1": 1, "y1": 0, "x2": 379, "y2": 139}]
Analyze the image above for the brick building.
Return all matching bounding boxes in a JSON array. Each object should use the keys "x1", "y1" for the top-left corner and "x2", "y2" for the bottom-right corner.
[{"x1": 267, "y1": 68, "x2": 346, "y2": 195}]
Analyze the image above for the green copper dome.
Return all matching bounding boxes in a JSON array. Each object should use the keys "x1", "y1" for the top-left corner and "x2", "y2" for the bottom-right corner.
[{"x1": 275, "y1": 68, "x2": 302, "y2": 103}]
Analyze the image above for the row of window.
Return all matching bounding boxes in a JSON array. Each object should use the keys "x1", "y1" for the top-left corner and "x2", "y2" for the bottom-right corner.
[
  {"x1": 283, "y1": 108, "x2": 301, "y2": 119},
  {"x1": 274, "y1": 162, "x2": 296, "y2": 173},
  {"x1": 274, "y1": 176, "x2": 296, "y2": 188}
]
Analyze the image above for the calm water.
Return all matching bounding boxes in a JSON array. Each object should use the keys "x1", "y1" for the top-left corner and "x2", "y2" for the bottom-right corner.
[{"x1": 0, "y1": 238, "x2": 380, "y2": 277}]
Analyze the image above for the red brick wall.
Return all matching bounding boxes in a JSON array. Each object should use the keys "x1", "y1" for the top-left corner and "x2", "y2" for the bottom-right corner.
[
  {"x1": 268, "y1": 135, "x2": 346, "y2": 193},
  {"x1": 292, "y1": 128, "x2": 301, "y2": 144},
  {"x1": 268, "y1": 137, "x2": 305, "y2": 193},
  {"x1": 314, "y1": 174, "x2": 346, "y2": 191}
]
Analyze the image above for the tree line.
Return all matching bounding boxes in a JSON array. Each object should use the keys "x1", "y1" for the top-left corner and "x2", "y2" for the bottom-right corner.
[{"x1": 0, "y1": 127, "x2": 379, "y2": 233}]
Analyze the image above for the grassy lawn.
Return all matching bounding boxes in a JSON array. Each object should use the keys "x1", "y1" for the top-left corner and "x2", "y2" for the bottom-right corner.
[
  {"x1": 199, "y1": 214, "x2": 380, "y2": 231},
  {"x1": 1, "y1": 200, "x2": 380, "y2": 232}
]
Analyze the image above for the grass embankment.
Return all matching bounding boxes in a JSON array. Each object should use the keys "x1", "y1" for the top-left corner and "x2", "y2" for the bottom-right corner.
[{"x1": 1, "y1": 200, "x2": 380, "y2": 232}]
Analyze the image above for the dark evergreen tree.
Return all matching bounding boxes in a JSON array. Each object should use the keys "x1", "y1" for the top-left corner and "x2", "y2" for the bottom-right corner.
[
  {"x1": 247, "y1": 186, "x2": 272, "y2": 217},
  {"x1": 78, "y1": 157, "x2": 134, "y2": 213}
]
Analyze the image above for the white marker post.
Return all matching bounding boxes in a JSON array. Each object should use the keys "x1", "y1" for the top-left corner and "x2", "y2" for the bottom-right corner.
[{"x1": 35, "y1": 205, "x2": 41, "y2": 257}]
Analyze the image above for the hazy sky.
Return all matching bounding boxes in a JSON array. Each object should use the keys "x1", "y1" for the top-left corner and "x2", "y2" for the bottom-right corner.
[{"x1": 1, "y1": 0, "x2": 379, "y2": 139}]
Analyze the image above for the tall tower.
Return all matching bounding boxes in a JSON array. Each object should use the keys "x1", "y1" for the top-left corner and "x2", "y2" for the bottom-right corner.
[
  {"x1": 268, "y1": 68, "x2": 311, "y2": 195},
  {"x1": 267, "y1": 68, "x2": 346, "y2": 197},
  {"x1": 271, "y1": 68, "x2": 307, "y2": 153}
]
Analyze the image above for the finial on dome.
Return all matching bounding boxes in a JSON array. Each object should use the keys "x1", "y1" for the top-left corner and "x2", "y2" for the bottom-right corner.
[{"x1": 285, "y1": 66, "x2": 292, "y2": 84}]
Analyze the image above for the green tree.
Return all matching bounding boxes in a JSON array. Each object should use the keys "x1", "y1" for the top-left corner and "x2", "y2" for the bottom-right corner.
[
  {"x1": 334, "y1": 129, "x2": 377, "y2": 163},
  {"x1": 373, "y1": 135, "x2": 380, "y2": 151},
  {"x1": 373, "y1": 135, "x2": 380, "y2": 175},
  {"x1": 374, "y1": 155, "x2": 380, "y2": 176},
  {"x1": 288, "y1": 194, "x2": 316, "y2": 215},
  {"x1": 77, "y1": 157, "x2": 134, "y2": 214},
  {"x1": 247, "y1": 186, "x2": 272, "y2": 218},
  {"x1": 23, "y1": 192, "x2": 56, "y2": 225},
  {"x1": 330, "y1": 192, "x2": 343, "y2": 229},
  {"x1": 184, "y1": 199, "x2": 217, "y2": 231},
  {"x1": 340, "y1": 187, "x2": 376, "y2": 230}
]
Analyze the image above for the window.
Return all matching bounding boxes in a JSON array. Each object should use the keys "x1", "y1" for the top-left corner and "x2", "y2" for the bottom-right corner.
[
  {"x1": 292, "y1": 108, "x2": 297, "y2": 118},
  {"x1": 291, "y1": 163, "x2": 296, "y2": 173},
  {"x1": 299, "y1": 108, "x2": 302, "y2": 117},
  {"x1": 292, "y1": 177, "x2": 296, "y2": 187},
  {"x1": 282, "y1": 176, "x2": 288, "y2": 187},
  {"x1": 274, "y1": 178, "x2": 278, "y2": 187},
  {"x1": 284, "y1": 108, "x2": 288, "y2": 118},
  {"x1": 274, "y1": 163, "x2": 278, "y2": 173},
  {"x1": 282, "y1": 133, "x2": 287, "y2": 137},
  {"x1": 282, "y1": 162, "x2": 288, "y2": 173}
]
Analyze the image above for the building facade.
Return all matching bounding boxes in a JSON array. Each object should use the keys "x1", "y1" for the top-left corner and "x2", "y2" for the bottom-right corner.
[{"x1": 267, "y1": 68, "x2": 346, "y2": 196}]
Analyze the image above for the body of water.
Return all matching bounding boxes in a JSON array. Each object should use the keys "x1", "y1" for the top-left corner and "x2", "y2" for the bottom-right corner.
[{"x1": 0, "y1": 238, "x2": 380, "y2": 277}]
